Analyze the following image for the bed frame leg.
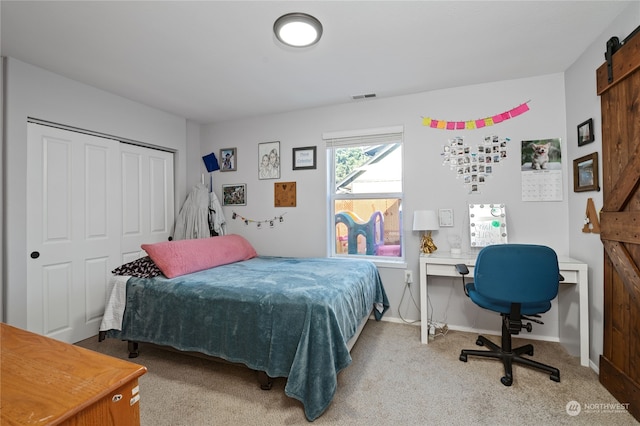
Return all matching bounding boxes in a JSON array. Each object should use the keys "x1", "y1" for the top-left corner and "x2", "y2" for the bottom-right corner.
[
  {"x1": 127, "y1": 341, "x2": 139, "y2": 358},
  {"x1": 257, "y1": 371, "x2": 273, "y2": 390}
]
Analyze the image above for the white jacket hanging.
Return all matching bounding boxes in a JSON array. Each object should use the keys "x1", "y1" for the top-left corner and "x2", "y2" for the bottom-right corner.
[{"x1": 173, "y1": 183, "x2": 211, "y2": 240}]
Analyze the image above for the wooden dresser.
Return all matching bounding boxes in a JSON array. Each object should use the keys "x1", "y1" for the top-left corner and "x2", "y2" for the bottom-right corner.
[{"x1": 1, "y1": 323, "x2": 147, "y2": 425}]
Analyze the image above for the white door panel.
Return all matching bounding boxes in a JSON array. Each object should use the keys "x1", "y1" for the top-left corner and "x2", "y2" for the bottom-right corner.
[
  {"x1": 27, "y1": 123, "x2": 174, "y2": 343},
  {"x1": 149, "y1": 154, "x2": 173, "y2": 234},
  {"x1": 27, "y1": 124, "x2": 120, "y2": 342},
  {"x1": 42, "y1": 262, "x2": 72, "y2": 335},
  {"x1": 26, "y1": 128, "x2": 74, "y2": 338},
  {"x1": 121, "y1": 144, "x2": 174, "y2": 260},
  {"x1": 122, "y1": 150, "x2": 143, "y2": 239}
]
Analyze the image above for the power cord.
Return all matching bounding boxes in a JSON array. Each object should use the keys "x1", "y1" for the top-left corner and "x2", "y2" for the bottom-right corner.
[
  {"x1": 427, "y1": 292, "x2": 450, "y2": 339},
  {"x1": 398, "y1": 280, "x2": 420, "y2": 324},
  {"x1": 397, "y1": 273, "x2": 449, "y2": 338}
]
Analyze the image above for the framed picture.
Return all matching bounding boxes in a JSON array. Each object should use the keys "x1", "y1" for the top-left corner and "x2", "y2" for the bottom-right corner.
[
  {"x1": 274, "y1": 181, "x2": 296, "y2": 207},
  {"x1": 221, "y1": 183, "x2": 246, "y2": 205},
  {"x1": 219, "y1": 148, "x2": 237, "y2": 171},
  {"x1": 292, "y1": 146, "x2": 317, "y2": 170},
  {"x1": 438, "y1": 208, "x2": 454, "y2": 227},
  {"x1": 577, "y1": 118, "x2": 594, "y2": 146},
  {"x1": 258, "y1": 141, "x2": 280, "y2": 179},
  {"x1": 573, "y1": 152, "x2": 600, "y2": 192}
]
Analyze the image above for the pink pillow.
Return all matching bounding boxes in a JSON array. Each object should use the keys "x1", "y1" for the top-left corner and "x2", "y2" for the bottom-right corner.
[{"x1": 142, "y1": 234, "x2": 257, "y2": 278}]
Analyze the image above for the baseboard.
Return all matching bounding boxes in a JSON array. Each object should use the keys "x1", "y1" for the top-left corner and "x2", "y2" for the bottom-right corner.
[{"x1": 377, "y1": 315, "x2": 420, "y2": 326}]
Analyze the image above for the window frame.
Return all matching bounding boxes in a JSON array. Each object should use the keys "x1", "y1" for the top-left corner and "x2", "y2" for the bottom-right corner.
[{"x1": 324, "y1": 126, "x2": 405, "y2": 263}]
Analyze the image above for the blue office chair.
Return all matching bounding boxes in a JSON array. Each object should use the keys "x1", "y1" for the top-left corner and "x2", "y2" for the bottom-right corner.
[{"x1": 456, "y1": 244, "x2": 562, "y2": 386}]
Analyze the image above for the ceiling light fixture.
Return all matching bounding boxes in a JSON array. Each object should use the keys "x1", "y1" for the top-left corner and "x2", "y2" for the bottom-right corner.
[{"x1": 274, "y1": 13, "x2": 323, "y2": 48}]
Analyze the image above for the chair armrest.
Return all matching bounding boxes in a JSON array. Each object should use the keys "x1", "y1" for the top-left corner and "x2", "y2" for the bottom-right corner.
[
  {"x1": 455, "y1": 264, "x2": 471, "y2": 297},
  {"x1": 455, "y1": 264, "x2": 469, "y2": 275}
]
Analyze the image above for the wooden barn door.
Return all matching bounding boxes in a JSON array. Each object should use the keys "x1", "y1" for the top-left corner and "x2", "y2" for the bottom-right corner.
[{"x1": 597, "y1": 30, "x2": 640, "y2": 421}]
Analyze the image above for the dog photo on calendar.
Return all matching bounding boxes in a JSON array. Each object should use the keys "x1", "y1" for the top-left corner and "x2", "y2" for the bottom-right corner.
[
  {"x1": 530, "y1": 142, "x2": 551, "y2": 170},
  {"x1": 521, "y1": 139, "x2": 562, "y2": 171}
]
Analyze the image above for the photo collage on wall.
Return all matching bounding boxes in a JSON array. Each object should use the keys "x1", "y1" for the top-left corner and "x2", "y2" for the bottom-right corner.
[{"x1": 441, "y1": 135, "x2": 509, "y2": 193}]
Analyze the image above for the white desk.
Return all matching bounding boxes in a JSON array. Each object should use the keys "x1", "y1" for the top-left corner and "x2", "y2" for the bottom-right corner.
[{"x1": 419, "y1": 252, "x2": 589, "y2": 367}]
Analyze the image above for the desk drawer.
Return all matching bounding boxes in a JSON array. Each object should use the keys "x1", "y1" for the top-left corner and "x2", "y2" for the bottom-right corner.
[
  {"x1": 426, "y1": 264, "x2": 474, "y2": 278},
  {"x1": 559, "y1": 270, "x2": 578, "y2": 284}
]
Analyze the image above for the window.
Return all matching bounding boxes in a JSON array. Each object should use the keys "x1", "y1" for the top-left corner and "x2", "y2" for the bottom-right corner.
[{"x1": 324, "y1": 126, "x2": 404, "y2": 260}]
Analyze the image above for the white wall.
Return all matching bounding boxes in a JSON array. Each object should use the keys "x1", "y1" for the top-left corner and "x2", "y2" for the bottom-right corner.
[
  {"x1": 565, "y1": 2, "x2": 640, "y2": 370},
  {"x1": 201, "y1": 72, "x2": 570, "y2": 341},
  {"x1": 186, "y1": 120, "x2": 204, "y2": 189},
  {"x1": 3, "y1": 58, "x2": 190, "y2": 327}
]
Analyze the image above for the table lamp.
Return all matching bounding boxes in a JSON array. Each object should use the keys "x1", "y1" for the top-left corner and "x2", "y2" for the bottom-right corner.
[{"x1": 413, "y1": 210, "x2": 440, "y2": 254}]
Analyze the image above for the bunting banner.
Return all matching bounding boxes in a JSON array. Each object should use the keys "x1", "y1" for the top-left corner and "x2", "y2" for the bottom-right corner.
[{"x1": 422, "y1": 101, "x2": 530, "y2": 130}]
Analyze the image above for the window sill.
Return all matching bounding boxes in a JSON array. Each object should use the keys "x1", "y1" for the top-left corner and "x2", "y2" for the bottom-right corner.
[
  {"x1": 329, "y1": 255, "x2": 406, "y2": 269},
  {"x1": 372, "y1": 259, "x2": 407, "y2": 269}
]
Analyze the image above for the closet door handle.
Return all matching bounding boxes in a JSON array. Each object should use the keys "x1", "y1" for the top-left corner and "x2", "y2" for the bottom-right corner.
[{"x1": 30, "y1": 251, "x2": 40, "y2": 259}]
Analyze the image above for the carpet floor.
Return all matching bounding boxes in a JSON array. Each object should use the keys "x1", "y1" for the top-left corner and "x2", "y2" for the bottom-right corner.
[{"x1": 77, "y1": 320, "x2": 638, "y2": 425}]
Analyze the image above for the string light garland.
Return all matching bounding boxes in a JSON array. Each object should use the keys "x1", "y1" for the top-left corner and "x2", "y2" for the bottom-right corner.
[
  {"x1": 422, "y1": 101, "x2": 531, "y2": 130},
  {"x1": 232, "y1": 211, "x2": 287, "y2": 229}
]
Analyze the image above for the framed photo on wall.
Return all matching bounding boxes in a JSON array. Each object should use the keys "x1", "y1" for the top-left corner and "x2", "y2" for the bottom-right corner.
[
  {"x1": 292, "y1": 146, "x2": 317, "y2": 170},
  {"x1": 573, "y1": 152, "x2": 600, "y2": 192},
  {"x1": 577, "y1": 118, "x2": 594, "y2": 146},
  {"x1": 258, "y1": 141, "x2": 280, "y2": 179},
  {"x1": 438, "y1": 208, "x2": 454, "y2": 227},
  {"x1": 222, "y1": 183, "x2": 246, "y2": 205},
  {"x1": 219, "y1": 148, "x2": 237, "y2": 171}
]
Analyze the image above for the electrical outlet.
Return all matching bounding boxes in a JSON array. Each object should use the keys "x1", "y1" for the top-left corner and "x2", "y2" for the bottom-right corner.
[{"x1": 404, "y1": 270, "x2": 413, "y2": 284}]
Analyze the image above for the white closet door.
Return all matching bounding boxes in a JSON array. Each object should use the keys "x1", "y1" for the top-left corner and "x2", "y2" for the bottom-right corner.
[
  {"x1": 120, "y1": 144, "x2": 174, "y2": 263},
  {"x1": 26, "y1": 124, "x2": 175, "y2": 343},
  {"x1": 26, "y1": 123, "x2": 121, "y2": 343}
]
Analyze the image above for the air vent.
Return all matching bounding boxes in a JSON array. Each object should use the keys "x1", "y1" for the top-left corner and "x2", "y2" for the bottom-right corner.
[{"x1": 351, "y1": 93, "x2": 377, "y2": 100}]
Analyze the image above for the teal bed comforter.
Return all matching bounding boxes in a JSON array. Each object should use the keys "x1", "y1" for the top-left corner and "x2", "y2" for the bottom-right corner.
[{"x1": 106, "y1": 256, "x2": 389, "y2": 421}]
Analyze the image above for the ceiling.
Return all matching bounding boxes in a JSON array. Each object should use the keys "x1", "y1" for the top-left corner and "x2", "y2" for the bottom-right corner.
[{"x1": 1, "y1": 1, "x2": 632, "y2": 124}]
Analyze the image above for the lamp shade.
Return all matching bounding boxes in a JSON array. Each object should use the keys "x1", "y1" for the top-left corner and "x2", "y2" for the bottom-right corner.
[{"x1": 413, "y1": 210, "x2": 440, "y2": 231}]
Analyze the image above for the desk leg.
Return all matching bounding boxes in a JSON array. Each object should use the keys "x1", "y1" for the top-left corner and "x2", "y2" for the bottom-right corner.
[
  {"x1": 578, "y1": 264, "x2": 589, "y2": 367},
  {"x1": 557, "y1": 265, "x2": 590, "y2": 368},
  {"x1": 420, "y1": 260, "x2": 429, "y2": 344}
]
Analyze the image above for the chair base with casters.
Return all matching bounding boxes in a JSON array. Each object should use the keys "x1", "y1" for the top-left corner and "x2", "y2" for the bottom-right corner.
[
  {"x1": 458, "y1": 313, "x2": 561, "y2": 386},
  {"x1": 454, "y1": 244, "x2": 563, "y2": 386}
]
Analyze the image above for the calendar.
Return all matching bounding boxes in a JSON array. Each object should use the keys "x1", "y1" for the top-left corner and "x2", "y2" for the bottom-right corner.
[
  {"x1": 522, "y1": 170, "x2": 563, "y2": 201},
  {"x1": 521, "y1": 138, "x2": 563, "y2": 202}
]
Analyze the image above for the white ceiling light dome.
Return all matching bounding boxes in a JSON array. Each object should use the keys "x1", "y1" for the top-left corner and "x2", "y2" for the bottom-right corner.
[{"x1": 274, "y1": 13, "x2": 323, "y2": 48}]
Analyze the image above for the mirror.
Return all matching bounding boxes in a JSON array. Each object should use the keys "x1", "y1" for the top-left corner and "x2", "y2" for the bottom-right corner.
[{"x1": 469, "y1": 203, "x2": 508, "y2": 247}]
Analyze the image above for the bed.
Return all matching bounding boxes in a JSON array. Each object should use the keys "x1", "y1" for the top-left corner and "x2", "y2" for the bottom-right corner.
[{"x1": 98, "y1": 235, "x2": 389, "y2": 421}]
